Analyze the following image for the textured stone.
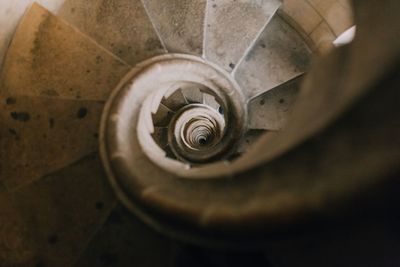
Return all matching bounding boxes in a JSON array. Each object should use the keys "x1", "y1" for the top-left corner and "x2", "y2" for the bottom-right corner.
[
  {"x1": 237, "y1": 130, "x2": 266, "y2": 154},
  {"x1": 0, "y1": 0, "x2": 397, "y2": 258},
  {"x1": 0, "y1": 3, "x2": 131, "y2": 101},
  {"x1": 204, "y1": 0, "x2": 281, "y2": 72},
  {"x1": 0, "y1": 95, "x2": 104, "y2": 190},
  {"x1": 59, "y1": 0, "x2": 166, "y2": 65},
  {"x1": 0, "y1": 193, "x2": 35, "y2": 267},
  {"x1": 143, "y1": 0, "x2": 207, "y2": 55},
  {"x1": 234, "y1": 15, "x2": 311, "y2": 99},
  {"x1": 75, "y1": 205, "x2": 172, "y2": 267},
  {"x1": 0, "y1": 154, "x2": 115, "y2": 267},
  {"x1": 248, "y1": 75, "x2": 303, "y2": 131},
  {"x1": 0, "y1": 0, "x2": 65, "y2": 68}
]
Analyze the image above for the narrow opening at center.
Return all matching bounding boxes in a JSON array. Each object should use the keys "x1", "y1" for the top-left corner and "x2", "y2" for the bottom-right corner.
[{"x1": 198, "y1": 136, "x2": 208, "y2": 146}]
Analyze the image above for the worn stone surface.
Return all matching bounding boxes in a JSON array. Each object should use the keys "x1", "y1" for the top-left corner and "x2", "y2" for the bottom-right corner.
[
  {"x1": 234, "y1": 15, "x2": 311, "y2": 100},
  {"x1": 162, "y1": 89, "x2": 189, "y2": 111},
  {"x1": 59, "y1": 0, "x2": 166, "y2": 66},
  {"x1": 237, "y1": 130, "x2": 266, "y2": 155},
  {"x1": 0, "y1": 95, "x2": 104, "y2": 190},
  {"x1": 0, "y1": 193, "x2": 35, "y2": 267},
  {"x1": 0, "y1": 154, "x2": 115, "y2": 267},
  {"x1": 142, "y1": 0, "x2": 206, "y2": 55},
  {"x1": 182, "y1": 88, "x2": 203, "y2": 104},
  {"x1": 204, "y1": 0, "x2": 281, "y2": 72},
  {"x1": 248, "y1": 75, "x2": 302, "y2": 131},
  {"x1": 0, "y1": 0, "x2": 65, "y2": 68},
  {"x1": 0, "y1": 3, "x2": 131, "y2": 101},
  {"x1": 0, "y1": 0, "x2": 397, "y2": 260},
  {"x1": 75, "y1": 205, "x2": 173, "y2": 267}
]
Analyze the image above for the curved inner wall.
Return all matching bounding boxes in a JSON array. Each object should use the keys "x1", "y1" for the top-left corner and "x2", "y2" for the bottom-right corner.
[{"x1": 280, "y1": 0, "x2": 354, "y2": 53}]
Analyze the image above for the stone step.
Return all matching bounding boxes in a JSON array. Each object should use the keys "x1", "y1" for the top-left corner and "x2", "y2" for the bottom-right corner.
[
  {"x1": 161, "y1": 89, "x2": 189, "y2": 112},
  {"x1": 0, "y1": 154, "x2": 115, "y2": 267},
  {"x1": 152, "y1": 103, "x2": 175, "y2": 127},
  {"x1": 0, "y1": 95, "x2": 104, "y2": 191},
  {"x1": 142, "y1": 0, "x2": 207, "y2": 55},
  {"x1": 234, "y1": 14, "x2": 311, "y2": 100},
  {"x1": 181, "y1": 87, "x2": 203, "y2": 104},
  {"x1": 204, "y1": 0, "x2": 281, "y2": 72},
  {"x1": 247, "y1": 75, "x2": 303, "y2": 130},
  {"x1": 237, "y1": 129, "x2": 267, "y2": 155},
  {"x1": 0, "y1": 3, "x2": 132, "y2": 190},
  {"x1": 58, "y1": 0, "x2": 166, "y2": 66},
  {"x1": 152, "y1": 126, "x2": 169, "y2": 151},
  {"x1": 0, "y1": 3, "x2": 131, "y2": 101},
  {"x1": 203, "y1": 93, "x2": 220, "y2": 110}
]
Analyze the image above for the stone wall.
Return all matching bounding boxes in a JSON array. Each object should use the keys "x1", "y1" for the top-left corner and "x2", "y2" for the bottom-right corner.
[{"x1": 281, "y1": 0, "x2": 354, "y2": 53}]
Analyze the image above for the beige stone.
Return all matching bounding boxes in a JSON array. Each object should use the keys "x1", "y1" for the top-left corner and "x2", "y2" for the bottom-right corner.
[
  {"x1": 307, "y1": 0, "x2": 354, "y2": 35},
  {"x1": 142, "y1": 0, "x2": 207, "y2": 55},
  {"x1": 0, "y1": 0, "x2": 65, "y2": 68},
  {"x1": 234, "y1": 15, "x2": 311, "y2": 100},
  {"x1": 310, "y1": 21, "x2": 336, "y2": 54},
  {"x1": 323, "y1": 1, "x2": 354, "y2": 35},
  {"x1": 204, "y1": 0, "x2": 281, "y2": 72},
  {"x1": 59, "y1": 0, "x2": 166, "y2": 65},
  {"x1": 0, "y1": 3, "x2": 131, "y2": 101},
  {"x1": 0, "y1": 95, "x2": 104, "y2": 190},
  {"x1": 282, "y1": 0, "x2": 323, "y2": 34},
  {"x1": 0, "y1": 154, "x2": 114, "y2": 266}
]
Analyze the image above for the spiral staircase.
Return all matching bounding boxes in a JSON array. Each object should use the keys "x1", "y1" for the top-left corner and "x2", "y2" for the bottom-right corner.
[{"x1": 0, "y1": 0, "x2": 399, "y2": 266}]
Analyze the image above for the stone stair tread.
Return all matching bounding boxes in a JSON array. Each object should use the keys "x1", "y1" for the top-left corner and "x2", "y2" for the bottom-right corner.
[
  {"x1": 58, "y1": 0, "x2": 166, "y2": 66},
  {"x1": 204, "y1": 0, "x2": 281, "y2": 72},
  {"x1": 142, "y1": 0, "x2": 206, "y2": 55},
  {"x1": 248, "y1": 74, "x2": 303, "y2": 131},
  {"x1": 234, "y1": 15, "x2": 311, "y2": 100},
  {"x1": 0, "y1": 154, "x2": 115, "y2": 267},
  {"x1": 0, "y1": 3, "x2": 131, "y2": 101},
  {"x1": 161, "y1": 89, "x2": 189, "y2": 111},
  {"x1": 181, "y1": 87, "x2": 203, "y2": 104},
  {"x1": 0, "y1": 95, "x2": 104, "y2": 191}
]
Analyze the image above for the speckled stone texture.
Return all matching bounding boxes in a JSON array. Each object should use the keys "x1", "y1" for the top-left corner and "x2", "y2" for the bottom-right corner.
[
  {"x1": 0, "y1": 154, "x2": 115, "y2": 267},
  {"x1": 0, "y1": 4, "x2": 131, "y2": 189},
  {"x1": 204, "y1": 0, "x2": 281, "y2": 72},
  {"x1": 142, "y1": 0, "x2": 207, "y2": 55},
  {"x1": 59, "y1": 0, "x2": 166, "y2": 65}
]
